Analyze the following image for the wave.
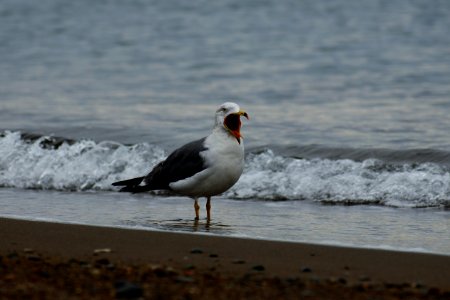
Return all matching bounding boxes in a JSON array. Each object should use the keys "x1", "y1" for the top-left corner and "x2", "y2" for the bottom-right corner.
[
  {"x1": 227, "y1": 150, "x2": 450, "y2": 208},
  {"x1": 0, "y1": 131, "x2": 165, "y2": 191},
  {"x1": 1, "y1": 131, "x2": 449, "y2": 208}
]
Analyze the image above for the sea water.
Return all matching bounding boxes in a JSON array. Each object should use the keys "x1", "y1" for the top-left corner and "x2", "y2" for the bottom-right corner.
[{"x1": 1, "y1": 0, "x2": 449, "y2": 255}]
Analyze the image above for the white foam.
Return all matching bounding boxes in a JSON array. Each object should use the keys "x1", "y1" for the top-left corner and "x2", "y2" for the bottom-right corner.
[
  {"x1": 226, "y1": 150, "x2": 450, "y2": 208},
  {"x1": 0, "y1": 131, "x2": 165, "y2": 191}
]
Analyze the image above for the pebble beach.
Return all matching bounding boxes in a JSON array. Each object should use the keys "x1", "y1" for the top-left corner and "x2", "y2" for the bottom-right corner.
[{"x1": 1, "y1": 218, "x2": 449, "y2": 299}]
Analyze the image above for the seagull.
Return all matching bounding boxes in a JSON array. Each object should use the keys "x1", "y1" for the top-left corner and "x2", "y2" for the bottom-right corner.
[{"x1": 112, "y1": 102, "x2": 249, "y2": 220}]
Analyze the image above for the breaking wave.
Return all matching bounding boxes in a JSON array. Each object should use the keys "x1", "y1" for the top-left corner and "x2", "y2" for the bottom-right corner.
[
  {"x1": 0, "y1": 131, "x2": 164, "y2": 191},
  {"x1": 227, "y1": 151, "x2": 450, "y2": 208},
  {"x1": 1, "y1": 131, "x2": 449, "y2": 208}
]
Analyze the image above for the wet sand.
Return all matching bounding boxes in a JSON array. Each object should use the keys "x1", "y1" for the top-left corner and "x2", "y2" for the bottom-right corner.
[{"x1": 1, "y1": 217, "x2": 449, "y2": 299}]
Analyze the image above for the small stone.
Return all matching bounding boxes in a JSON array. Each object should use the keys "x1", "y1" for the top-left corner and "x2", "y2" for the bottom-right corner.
[
  {"x1": 301, "y1": 267, "x2": 312, "y2": 273},
  {"x1": 209, "y1": 253, "x2": 218, "y2": 258},
  {"x1": 411, "y1": 282, "x2": 425, "y2": 289},
  {"x1": 80, "y1": 262, "x2": 92, "y2": 269},
  {"x1": 252, "y1": 265, "x2": 265, "y2": 271},
  {"x1": 95, "y1": 258, "x2": 110, "y2": 266},
  {"x1": 326, "y1": 277, "x2": 346, "y2": 285},
  {"x1": 232, "y1": 259, "x2": 246, "y2": 264},
  {"x1": 37, "y1": 270, "x2": 50, "y2": 278},
  {"x1": 175, "y1": 276, "x2": 195, "y2": 283},
  {"x1": 115, "y1": 281, "x2": 143, "y2": 299},
  {"x1": 90, "y1": 268, "x2": 101, "y2": 276},
  {"x1": 26, "y1": 254, "x2": 41, "y2": 262},
  {"x1": 361, "y1": 282, "x2": 373, "y2": 290},
  {"x1": 68, "y1": 258, "x2": 81, "y2": 265},
  {"x1": 184, "y1": 264, "x2": 195, "y2": 270},
  {"x1": 153, "y1": 267, "x2": 167, "y2": 277},
  {"x1": 93, "y1": 248, "x2": 112, "y2": 254},
  {"x1": 359, "y1": 276, "x2": 370, "y2": 282},
  {"x1": 285, "y1": 277, "x2": 299, "y2": 284},
  {"x1": 165, "y1": 266, "x2": 178, "y2": 276},
  {"x1": 23, "y1": 248, "x2": 34, "y2": 253},
  {"x1": 190, "y1": 248, "x2": 203, "y2": 254}
]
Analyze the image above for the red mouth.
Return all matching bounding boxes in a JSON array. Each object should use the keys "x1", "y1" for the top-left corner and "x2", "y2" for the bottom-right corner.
[{"x1": 224, "y1": 112, "x2": 248, "y2": 143}]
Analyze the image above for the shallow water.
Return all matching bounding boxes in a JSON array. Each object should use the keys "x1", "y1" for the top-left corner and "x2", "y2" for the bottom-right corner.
[
  {"x1": 1, "y1": 0, "x2": 450, "y2": 254},
  {"x1": 1, "y1": 188, "x2": 449, "y2": 255}
]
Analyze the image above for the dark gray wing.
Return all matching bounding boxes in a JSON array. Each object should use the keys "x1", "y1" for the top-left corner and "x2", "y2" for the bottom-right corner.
[
  {"x1": 112, "y1": 137, "x2": 208, "y2": 193},
  {"x1": 143, "y1": 137, "x2": 208, "y2": 190}
]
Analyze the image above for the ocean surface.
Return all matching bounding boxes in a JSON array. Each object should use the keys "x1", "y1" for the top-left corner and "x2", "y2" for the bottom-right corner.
[{"x1": 1, "y1": 0, "x2": 449, "y2": 255}]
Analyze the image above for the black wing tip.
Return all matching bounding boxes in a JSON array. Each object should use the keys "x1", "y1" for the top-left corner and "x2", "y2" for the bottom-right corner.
[
  {"x1": 111, "y1": 176, "x2": 145, "y2": 187},
  {"x1": 118, "y1": 185, "x2": 151, "y2": 194},
  {"x1": 112, "y1": 176, "x2": 150, "y2": 193}
]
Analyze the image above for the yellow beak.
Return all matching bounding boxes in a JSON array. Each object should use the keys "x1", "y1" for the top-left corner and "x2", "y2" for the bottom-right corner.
[{"x1": 238, "y1": 110, "x2": 249, "y2": 120}]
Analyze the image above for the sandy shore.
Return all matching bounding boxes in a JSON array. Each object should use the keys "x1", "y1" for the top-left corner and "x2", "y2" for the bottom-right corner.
[{"x1": 1, "y1": 217, "x2": 449, "y2": 299}]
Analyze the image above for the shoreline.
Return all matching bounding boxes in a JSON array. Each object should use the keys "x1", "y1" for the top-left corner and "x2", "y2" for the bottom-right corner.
[
  {"x1": 1, "y1": 217, "x2": 449, "y2": 298},
  {"x1": 2, "y1": 215, "x2": 447, "y2": 257}
]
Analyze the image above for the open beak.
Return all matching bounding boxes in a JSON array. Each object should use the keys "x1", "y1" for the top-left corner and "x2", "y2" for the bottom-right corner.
[
  {"x1": 239, "y1": 110, "x2": 249, "y2": 120},
  {"x1": 224, "y1": 110, "x2": 249, "y2": 143}
]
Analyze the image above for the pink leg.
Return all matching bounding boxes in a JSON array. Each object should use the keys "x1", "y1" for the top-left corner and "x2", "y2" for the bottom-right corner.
[
  {"x1": 206, "y1": 197, "x2": 211, "y2": 220},
  {"x1": 194, "y1": 198, "x2": 200, "y2": 220}
]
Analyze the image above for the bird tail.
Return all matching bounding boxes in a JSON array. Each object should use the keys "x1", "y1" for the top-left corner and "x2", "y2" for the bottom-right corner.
[{"x1": 111, "y1": 176, "x2": 150, "y2": 193}]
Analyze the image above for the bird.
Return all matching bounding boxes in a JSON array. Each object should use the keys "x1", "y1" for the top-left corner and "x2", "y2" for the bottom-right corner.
[{"x1": 112, "y1": 102, "x2": 249, "y2": 220}]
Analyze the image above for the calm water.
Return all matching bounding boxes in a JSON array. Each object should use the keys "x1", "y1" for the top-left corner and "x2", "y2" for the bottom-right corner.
[{"x1": 1, "y1": 0, "x2": 449, "y2": 254}]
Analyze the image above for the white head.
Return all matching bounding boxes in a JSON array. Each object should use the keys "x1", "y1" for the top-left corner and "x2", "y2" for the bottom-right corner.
[{"x1": 215, "y1": 102, "x2": 249, "y2": 143}]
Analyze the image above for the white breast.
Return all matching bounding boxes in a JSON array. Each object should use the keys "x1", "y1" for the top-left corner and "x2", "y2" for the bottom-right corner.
[{"x1": 169, "y1": 128, "x2": 244, "y2": 197}]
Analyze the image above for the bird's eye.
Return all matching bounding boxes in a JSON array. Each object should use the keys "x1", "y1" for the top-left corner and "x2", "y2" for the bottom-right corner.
[{"x1": 216, "y1": 106, "x2": 229, "y2": 114}]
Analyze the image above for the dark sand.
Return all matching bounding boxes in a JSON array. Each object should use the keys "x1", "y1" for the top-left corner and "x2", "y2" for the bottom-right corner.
[{"x1": 1, "y1": 217, "x2": 449, "y2": 299}]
